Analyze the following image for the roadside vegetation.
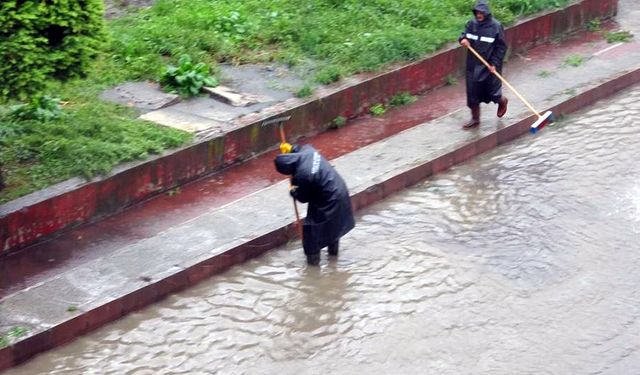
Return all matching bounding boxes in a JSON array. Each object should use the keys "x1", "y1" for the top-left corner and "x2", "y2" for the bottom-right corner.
[{"x1": 0, "y1": 0, "x2": 573, "y2": 203}]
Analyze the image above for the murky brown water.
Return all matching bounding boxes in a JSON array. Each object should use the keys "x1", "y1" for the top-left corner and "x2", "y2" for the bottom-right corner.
[{"x1": 7, "y1": 87, "x2": 640, "y2": 374}]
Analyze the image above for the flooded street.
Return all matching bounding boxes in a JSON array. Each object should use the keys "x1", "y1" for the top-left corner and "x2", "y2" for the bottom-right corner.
[{"x1": 7, "y1": 86, "x2": 640, "y2": 374}]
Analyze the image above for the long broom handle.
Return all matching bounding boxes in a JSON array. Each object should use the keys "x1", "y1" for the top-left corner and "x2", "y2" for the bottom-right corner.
[
  {"x1": 466, "y1": 45, "x2": 542, "y2": 118},
  {"x1": 279, "y1": 124, "x2": 304, "y2": 240}
]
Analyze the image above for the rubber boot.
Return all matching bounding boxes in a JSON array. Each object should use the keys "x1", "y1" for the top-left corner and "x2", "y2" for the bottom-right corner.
[
  {"x1": 463, "y1": 105, "x2": 480, "y2": 129},
  {"x1": 307, "y1": 253, "x2": 320, "y2": 266},
  {"x1": 497, "y1": 96, "x2": 509, "y2": 118},
  {"x1": 328, "y1": 240, "x2": 340, "y2": 257}
]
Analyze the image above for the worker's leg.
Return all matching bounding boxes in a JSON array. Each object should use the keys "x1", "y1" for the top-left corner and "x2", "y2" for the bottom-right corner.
[{"x1": 328, "y1": 240, "x2": 339, "y2": 257}]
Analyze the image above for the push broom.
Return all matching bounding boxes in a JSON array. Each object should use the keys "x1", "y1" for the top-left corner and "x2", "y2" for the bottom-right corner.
[
  {"x1": 466, "y1": 45, "x2": 554, "y2": 133},
  {"x1": 262, "y1": 116, "x2": 304, "y2": 239}
]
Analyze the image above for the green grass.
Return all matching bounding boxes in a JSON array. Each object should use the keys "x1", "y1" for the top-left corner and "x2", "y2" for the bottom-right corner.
[
  {"x1": 563, "y1": 54, "x2": 584, "y2": 68},
  {"x1": 370, "y1": 104, "x2": 387, "y2": 116},
  {"x1": 538, "y1": 70, "x2": 552, "y2": 78},
  {"x1": 106, "y1": 0, "x2": 571, "y2": 84},
  {"x1": 605, "y1": 30, "x2": 634, "y2": 44},
  {"x1": 295, "y1": 84, "x2": 314, "y2": 98},
  {"x1": 0, "y1": 0, "x2": 572, "y2": 203},
  {"x1": 389, "y1": 92, "x2": 417, "y2": 106},
  {"x1": 586, "y1": 18, "x2": 601, "y2": 32},
  {"x1": 444, "y1": 74, "x2": 459, "y2": 86},
  {"x1": 329, "y1": 116, "x2": 347, "y2": 129},
  {"x1": 0, "y1": 327, "x2": 28, "y2": 348},
  {"x1": 0, "y1": 76, "x2": 191, "y2": 203}
]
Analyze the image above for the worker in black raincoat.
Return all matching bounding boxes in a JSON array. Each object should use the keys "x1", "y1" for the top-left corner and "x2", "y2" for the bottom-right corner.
[
  {"x1": 274, "y1": 144, "x2": 355, "y2": 266},
  {"x1": 459, "y1": 0, "x2": 509, "y2": 129}
]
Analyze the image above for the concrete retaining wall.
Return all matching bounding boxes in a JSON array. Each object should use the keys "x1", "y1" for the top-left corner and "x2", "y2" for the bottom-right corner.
[{"x1": 0, "y1": 0, "x2": 618, "y2": 255}]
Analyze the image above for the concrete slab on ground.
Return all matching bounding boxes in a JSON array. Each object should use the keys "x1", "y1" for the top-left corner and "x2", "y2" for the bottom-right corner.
[
  {"x1": 100, "y1": 81, "x2": 180, "y2": 112},
  {"x1": 203, "y1": 85, "x2": 270, "y2": 107},
  {"x1": 134, "y1": 63, "x2": 306, "y2": 134},
  {"x1": 218, "y1": 63, "x2": 306, "y2": 102}
]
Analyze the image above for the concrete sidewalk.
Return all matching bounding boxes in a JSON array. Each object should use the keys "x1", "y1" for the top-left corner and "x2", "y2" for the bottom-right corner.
[{"x1": 1, "y1": 0, "x2": 640, "y2": 369}]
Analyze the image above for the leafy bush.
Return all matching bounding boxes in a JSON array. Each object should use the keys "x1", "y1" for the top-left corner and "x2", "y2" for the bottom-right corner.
[
  {"x1": 0, "y1": 1, "x2": 106, "y2": 101},
  {"x1": 9, "y1": 96, "x2": 63, "y2": 122},
  {"x1": 160, "y1": 55, "x2": 218, "y2": 97}
]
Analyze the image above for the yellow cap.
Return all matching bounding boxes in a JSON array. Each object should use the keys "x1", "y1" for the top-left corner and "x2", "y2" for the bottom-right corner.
[{"x1": 280, "y1": 142, "x2": 293, "y2": 154}]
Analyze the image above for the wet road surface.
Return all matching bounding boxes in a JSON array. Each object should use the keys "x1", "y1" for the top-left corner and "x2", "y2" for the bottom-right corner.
[{"x1": 5, "y1": 85, "x2": 640, "y2": 374}]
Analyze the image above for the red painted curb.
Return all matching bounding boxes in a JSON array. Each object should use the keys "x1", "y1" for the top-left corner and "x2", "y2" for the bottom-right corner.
[
  {"x1": 1, "y1": 63, "x2": 638, "y2": 373},
  {"x1": 0, "y1": 0, "x2": 618, "y2": 255}
]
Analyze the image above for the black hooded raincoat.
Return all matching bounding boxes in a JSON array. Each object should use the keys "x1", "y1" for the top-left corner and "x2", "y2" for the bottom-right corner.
[
  {"x1": 459, "y1": 0, "x2": 508, "y2": 107},
  {"x1": 274, "y1": 145, "x2": 355, "y2": 256}
]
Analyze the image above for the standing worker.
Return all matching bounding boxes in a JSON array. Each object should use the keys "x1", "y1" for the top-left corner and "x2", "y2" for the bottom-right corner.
[
  {"x1": 459, "y1": 0, "x2": 509, "y2": 129},
  {"x1": 274, "y1": 143, "x2": 355, "y2": 266}
]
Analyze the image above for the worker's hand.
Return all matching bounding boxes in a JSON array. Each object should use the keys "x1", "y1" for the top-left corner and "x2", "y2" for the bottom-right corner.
[
  {"x1": 489, "y1": 65, "x2": 497, "y2": 74},
  {"x1": 289, "y1": 185, "x2": 298, "y2": 198},
  {"x1": 460, "y1": 38, "x2": 470, "y2": 48}
]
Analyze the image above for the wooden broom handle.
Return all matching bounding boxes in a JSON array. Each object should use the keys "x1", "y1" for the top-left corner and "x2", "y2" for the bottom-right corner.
[
  {"x1": 466, "y1": 45, "x2": 542, "y2": 118},
  {"x1": 279, "y1": 123, "x2": 304, "y2": 239}
]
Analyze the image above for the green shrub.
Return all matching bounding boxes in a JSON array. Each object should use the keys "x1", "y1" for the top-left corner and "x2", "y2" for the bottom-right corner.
[
  {"x1": 9, "y1": 96, "x2": 63, "y2": 122},
  {"x1": 160, "y1": 55, "x2": 218, "y2": 97},
  {"x1": 0, "y1": 1, "x2": 107, "y2": 101}
]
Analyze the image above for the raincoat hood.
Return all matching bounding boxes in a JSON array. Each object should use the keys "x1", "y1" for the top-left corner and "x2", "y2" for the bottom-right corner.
[
  {"x1": 473, "y1": 0, "x2": 492, "y2": 18},
  {"x1": 274, "y1": 152, "x2": 300, "y2": 175}
]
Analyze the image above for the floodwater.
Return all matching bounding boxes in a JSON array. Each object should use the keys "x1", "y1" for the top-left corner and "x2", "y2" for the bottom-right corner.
[{"x1": 7, "y1": 86, "x2": 640, "y2": 374}]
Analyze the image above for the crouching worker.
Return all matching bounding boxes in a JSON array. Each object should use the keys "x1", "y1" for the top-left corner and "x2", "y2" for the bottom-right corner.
[{"x1": 274, "y1": 143, "x2": 355, "y2": 266}]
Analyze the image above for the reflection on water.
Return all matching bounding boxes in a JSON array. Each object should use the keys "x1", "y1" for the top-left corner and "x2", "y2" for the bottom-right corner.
[{"x1": 6, "y1": 87, "x2": 640, "y2": 375}]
